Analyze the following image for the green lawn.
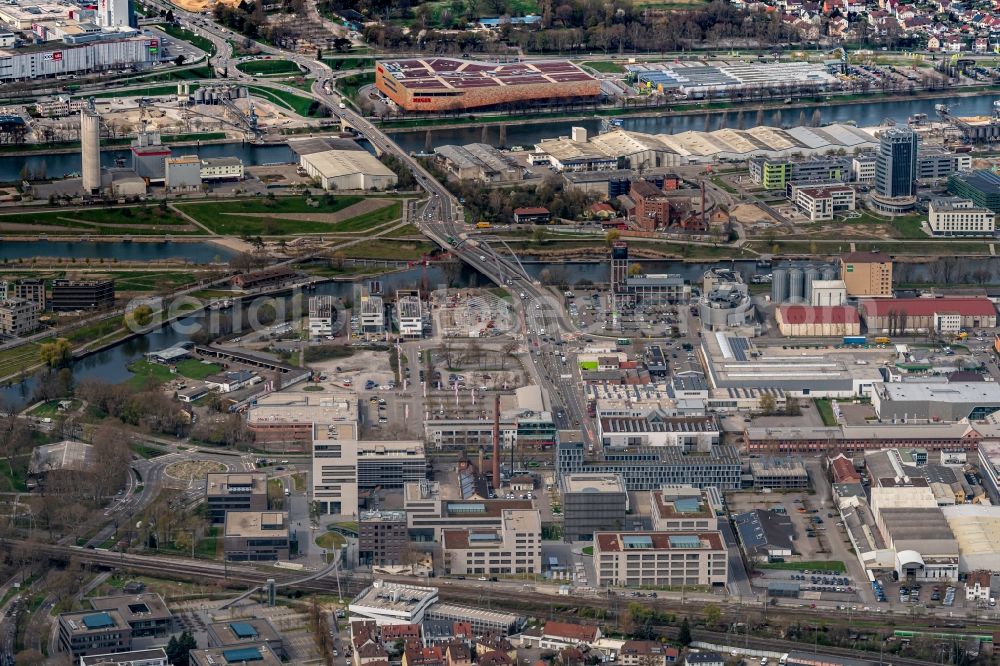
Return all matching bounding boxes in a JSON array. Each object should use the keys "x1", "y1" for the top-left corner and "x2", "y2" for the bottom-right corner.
[
  {"x1": 0, "y1": 342, "x2": 41, "y2": 379},
  {"x1": 174, "y1": 196, "x2": 398, "y2": 236},
  {"x1": 335, "y1": 72, "x2": 374, "y2": 101},
  {"x1": 316, "y1": 531, "x2": 347, "y2": 559},
  {"x1": 814, "y1": 398, "x2": 838, "y2": 426},
  {"x1": 65, "y1": 316, "x2": 125, "y2": 345},
  {"x1": 580, "y1": 60, "x2": 626, "y2": 73},
  {"x1": 237, "y1": 59, "x2": 302, "y2": 75},
  {"x1": 0, "y1": 206, "x2": 194, "y2": 236},
  {"x1": 29, "y1": 399, "x2": 81, "y2": 418},
  {"x1": 0, "y1": 463, "x2": 27, "y2": 492},
  {"x1": 322, "y1": 57, "x2": 375, "y2": 71},
  {"x1": 246, "y1": 86, "x2": 324, "y2": 117},
  {"x1": 127, "y1": 359, "x2": 221, "y2": 386},
  {"x1": 111, "y1": 272, "x2": 204, "y2": 292},
  {"x1": 159, "y1": 23, "x2": 216, "y2": 55},
  {"x1": 759, "y1": 560, "x2": 846, "y2": 573}
]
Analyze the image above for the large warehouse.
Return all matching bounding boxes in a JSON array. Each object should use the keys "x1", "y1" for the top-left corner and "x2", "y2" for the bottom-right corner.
[
  {"x1": 289, "y1": 138, "x2": 397, "y2": 191},
  {"x1": 775, "y1": 305, "x2": 861, "y2": 337},
  {"x1": 0, "y1": 34, "x2": 159, "y2": 81},
  {"x1": 859, "y1": 297, "x2": 997, "y2": 333},
  {"x1": 375, "y1": 57, "x2": 600, "y2": 112}
]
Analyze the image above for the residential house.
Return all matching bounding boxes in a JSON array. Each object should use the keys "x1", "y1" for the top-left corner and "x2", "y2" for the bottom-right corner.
[
  {"x1": 620, "y1": 641, "x2": 679, "y2": 666},
  {"x1": 965, "y1": 570, "x2": 992, "y2": 602},
  {"x1": 444, "y1": 642, "x2": 473, "y2": 666}
]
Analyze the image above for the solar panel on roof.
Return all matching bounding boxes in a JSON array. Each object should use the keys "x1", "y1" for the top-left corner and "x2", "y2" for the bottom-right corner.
[
  {"x1": 447, "y1": 503, "x2": 486, "y2": 514},
  {"x1": 223, "y1": 647, "x2": 264, "y2": 662}
]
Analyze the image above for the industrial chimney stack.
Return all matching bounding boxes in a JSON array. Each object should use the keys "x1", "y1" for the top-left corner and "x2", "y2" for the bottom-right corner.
[
  {"x1": 492, "y1": 394, "x2": 501, "y2": 491},
  {"x1": 80, "y1": 109, "x2": 101, "y2": 195}
]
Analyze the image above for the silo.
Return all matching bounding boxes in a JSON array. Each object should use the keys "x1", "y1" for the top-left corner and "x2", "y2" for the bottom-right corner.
[
  {"x1": 788, "y1": 267, "x2": 804, "y2": 304},
  {"x1": 822, "y1": 265, "x2": 836, "y2": 281},
  {"x1": 804, "y1": 267, "x2": 821, "y2": 305},
  {"x1": 771, "y1": 267, "x2": 788, "y2": 304},
  {"x1": 194, "y1": 88, "x2": 206, "y2": 104},
  {"x1": 80, "y1": 109, "x2": 101, "y2": 195}
]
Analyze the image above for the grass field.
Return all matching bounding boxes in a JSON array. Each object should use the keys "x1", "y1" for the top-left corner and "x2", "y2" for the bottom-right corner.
[
  {"x1": 339, "y1": 239, "x2": 435, "y2": 261},
  {"x1": 237, "y1": 59, "x2": 302, "y2": 75},
  {"x1": 580, "y1": 60, "x2": 626, "y2": 73},
  {"x1": 174, "y1": 196, "x2": 400, "y2": 236},
  {"x1": 127, "y1": 359, "x2": 222, "y2": 387},
  {"x1": 335, "y1": 73, "x2": 374, "y2": 101},
  {"x1": 111, "y1": 272, "x2": 204, "y2": 292},
  {"x1": 814, "y1": 398, "x2": 838, "y2": 426},
  {"x1": 322, "y1": 57, "x2": 375, "y2": 71},
  {"x1": 0, "y1": 342, "x2": 41, "y2": 379},
  {"x1": 159, "y1": 23, "x2": 216, "y2": 55},
  {"x1": 0, "y1": 206, "x2": 193, "y2": 237},
  {"x1": 246, "y1": 85, "x2": 323, "y2": 117},
  {"x1": 29, "y1": 399, "x2": 81, "y2": 418},
  {"x1": 759, "y1": 560, "x2": 846, "y2": 573}
]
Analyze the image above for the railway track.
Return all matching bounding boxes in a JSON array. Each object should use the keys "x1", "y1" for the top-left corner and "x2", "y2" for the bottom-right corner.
[{"x1": 20, "y1": 542, "x2": 989, "y2": 666}]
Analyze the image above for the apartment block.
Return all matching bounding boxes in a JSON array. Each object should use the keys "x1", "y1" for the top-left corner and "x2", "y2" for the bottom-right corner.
[
  {"x1": 50, "y1": 279, "x2": 114, "y2": 311},
  {"x1": 396, "y1": 290, "x2": 424, "y2": 338},
  {"x1": 309, "y1": 295, "x2": 336, "y2": 337},
  {"x1": 0, "y1": 297, "x2": 38, "y2": 336},
  {"x1": 592, "y1": 531, "x2": 728, "y2": 588},
  {"x1": 13, "y1": 277, "x2": 46, "y2": 310},
  {"x1": 205, "y1": 472, "x2": 268, "y2": 524},
  {"x1": 442, "y1": 509, "x2": 541, "y2": 575}
]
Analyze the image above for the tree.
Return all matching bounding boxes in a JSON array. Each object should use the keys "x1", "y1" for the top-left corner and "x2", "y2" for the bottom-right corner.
[
  {"x1": 605, "y1": 229, "x2": 621, "y2": 247},
  {"x1": 39, "y1": 338, "x2": 72, "y2": 368},
  {"x1": 704, "y1": 603, "x2": 722, "y2": 627},
  {"x1": 165, "y1": 630, "x2": 197, "y2": 666},
  {"x1": 785, "y1": 396, "x2": 801, "y2": 416},
  {"x1": 532, "y1": 225, "x2": 548, "y2": 244},
  {"x1": 759, "y1": 393, "x2": 777, "y2": 416},
  {"x1": 628, "y1": 263, "x2": 644, "y2": 277},
  {"x1": 126, "y1": 304, "x2": 154, "y2": 329},
  {"x1": 679, "y1": 617, "x2": 692, "y2": 646}
]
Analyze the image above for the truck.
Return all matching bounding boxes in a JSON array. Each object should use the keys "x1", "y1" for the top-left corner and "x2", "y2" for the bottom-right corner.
[
  {"x1": 874, "y1": 336, "x2": 891, "y2": 344},
  {"x1": 475, "y1": 221, "x2": 491, "y2": 229},
  {"x1": 843, "y1": 336, "x2": 866, "y2": 345}
]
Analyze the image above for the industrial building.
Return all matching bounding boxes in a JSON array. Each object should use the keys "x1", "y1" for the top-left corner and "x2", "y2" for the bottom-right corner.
[
  {"x1": 947, "y1": 170, "x2": 1000, "y2": 212},
  {"x1": 200, "y1": 156, "x2": 244, "y2": 182},
  {"x1": 164, "y1": 155, "x2": 202, "y2": 191},
  {"x1": 859, "y1": 297, "x2": 997, "y2": 333},
  {"x1": 650, "y1": 486, "x2": 718, "y2": 532},
  {"x1": 50, "y1": 279, "x2": 114, "y2": 311},
  {"x1": 592, "y1": 531, "x2": 728, "y2": 588},
  {"x1": 433, "y1": 143, "x2": 523, "y2": 182},
  {"x1": 205, "y1": 472, "x2": 268, "y2": 524},
  {"x1": 131, "y1": 130, "x2": 170, "y2": 181},
  {"x1": 928, "y1": 198, "x2": 996, "y2": 236},
  {"x1": 299, "y1": 149, "x2": 397, "y2": 191},
  {"x1": 0, "y1": 297, "x2": 38, "y2": 336},
  {"x1": 746, "y1": 422, "x2": 1000, "y2": 454},
  {"x1": 734, "y1": 509, "x2": 796, "y2": 562},
  {"x1": 442, "y1": 508, "x2": 541, "y2": 575},
  {"x1": 810, "y1": 280, "x2": 847, "y2": 307},
  {"x1": 774, "y1": 305, "x2": 861, "y2": 337},
  {"x1": 404, "y1": 481, "x2": 533, "y2": 540},
  {"x1": 698, "y1": 271, "x2": 754, "y2": 330},
  {"x1": 978, "y1": 441, "x2": 1000, "y2": 504},
  {"x1": 628, "y1": 60, "x2": 837, "y2": 98},
  {"x1": 701, "y1": 332, "x2": 882, "y2": 397},
  {"x1": 535, "y1": 124, "x2": 877, "y2": 169},
  {"x1": 359, "y1": 509, "x2": 408, "y2": 567},
  {"x1": 349, "y1": 581, "x2": 440, "y2": 625},
  {"x1": 560, "y1": 473, "x2": 628, "y2": 542},
  {"x1": 770, "y1": 264, "x2": 840, "y2": 305},
  {"x1": 375, "y1": 57, "x2": 599, "y2": 112},
  {"x1": 0, "y1": 34, "x2": 159, "y2": 82},
  {"x1": 223, "y1": 511, "x2": 291, "y2": 561},
  {"x1": 872, "y1": 381, "x2": 1000, "y2": 422},
  {"x1": 839, "y1": 251, "x2": 892, "y2": 298}
]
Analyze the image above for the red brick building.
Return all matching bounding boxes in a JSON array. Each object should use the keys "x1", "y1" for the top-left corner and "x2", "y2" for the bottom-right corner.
[{"x1": 629, "y1": 180, "x2": 672, "y2": 231}]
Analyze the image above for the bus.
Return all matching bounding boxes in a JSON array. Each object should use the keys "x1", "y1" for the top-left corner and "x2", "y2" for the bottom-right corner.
[
  {"x1": 616, "y1": 338, "x2": 631, "y2": 346},
  {"x1": 475, "y1": 221, "x2": 491, "y2": 229}
]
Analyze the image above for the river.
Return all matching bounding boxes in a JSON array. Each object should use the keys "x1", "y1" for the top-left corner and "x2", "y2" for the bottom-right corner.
[
  {"x1": 0, "y1": 142, "x2": 296, "y2": 183},
  {"x1": 386, "y1": 93, "x2": 1000, "y2": 153},
  {"x1": 0, "y1": 240, "x2": 235, "y2": 263}
]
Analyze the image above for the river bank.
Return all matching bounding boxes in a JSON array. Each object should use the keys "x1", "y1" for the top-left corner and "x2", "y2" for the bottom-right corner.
[{"x1": 381, "y1": 85, "x2": 1000, "y2": 134}]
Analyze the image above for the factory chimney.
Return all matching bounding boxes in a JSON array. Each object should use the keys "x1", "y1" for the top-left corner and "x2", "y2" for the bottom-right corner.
[
  {"x1": 80, "y1": 108, "x2": 101, "y2": 195},
  {"x1": 492, "y1": 394, "x2": 501, "y2": 491}
]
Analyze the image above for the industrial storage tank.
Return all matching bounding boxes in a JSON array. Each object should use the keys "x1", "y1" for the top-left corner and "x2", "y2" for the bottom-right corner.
[
  {"x1": 804, "y1": 267, "x2": 821, "y2": 305},
  {"x1": 194, "y1": 88, "x2": 206, "y2": 103},
  {"x1": 80, "y1": 109, "x2": 101, "y2": 195},
  {"x1": 788, "y1": 268, "x2": 804, "y2": 303},
  {"x1": 821, "y1": 265, "x2": 836, "y2": 281},
  {"x1": 771, "y1": 268, "x2": 788, "y2": 304}
]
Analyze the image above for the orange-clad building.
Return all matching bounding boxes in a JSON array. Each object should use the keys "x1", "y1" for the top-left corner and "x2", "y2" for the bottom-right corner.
[{"x1": 375, "y1": 57, "x2": 600, "y2": 112}]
